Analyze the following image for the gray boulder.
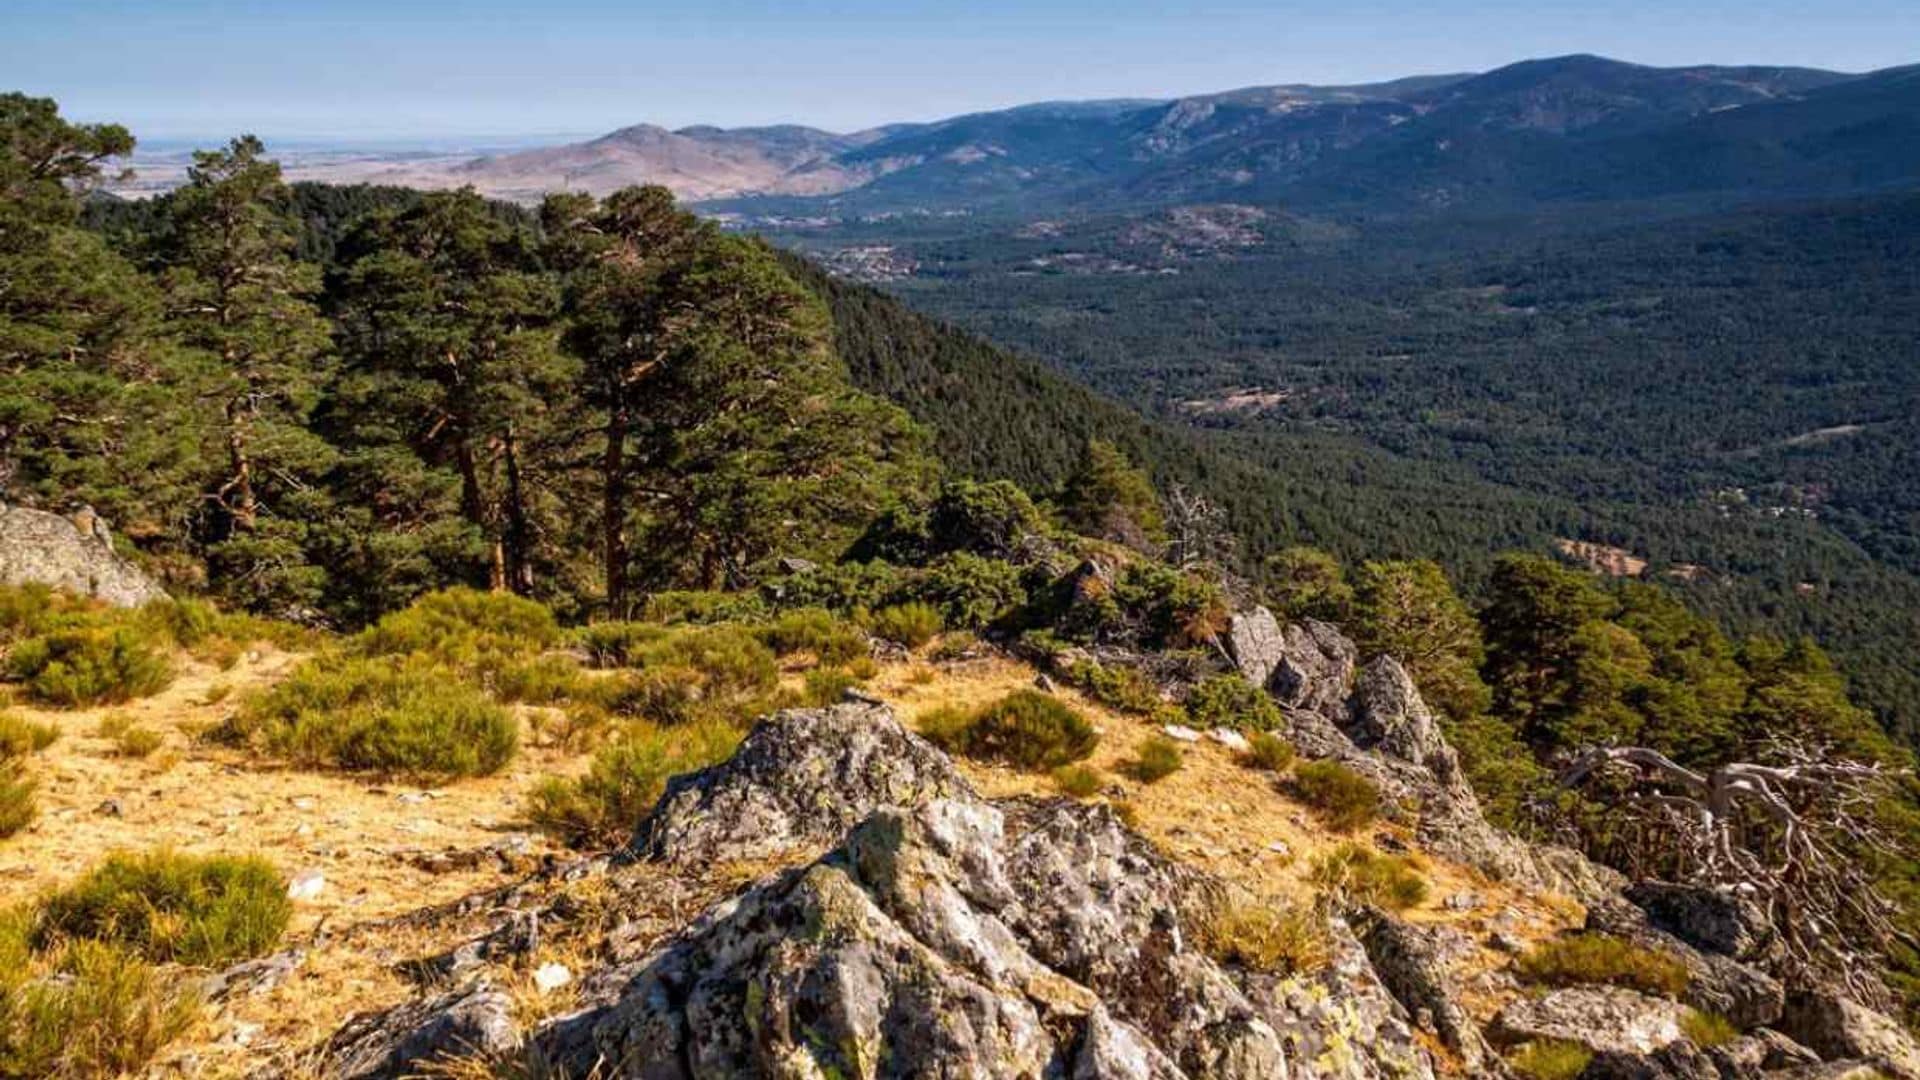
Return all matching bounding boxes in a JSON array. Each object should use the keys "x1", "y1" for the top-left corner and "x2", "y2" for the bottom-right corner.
[
  {"x1": 1353, "y1": 908, "x2": 1491, "y2": 1071},
  {"x1": 536, "y1": 798, "x2": 1302, "y2": 1079},
  {"x1": 1580, "y1": 1040, "x2": 1722, "y2": 1079},
  {"x1": 1224, "y1": 606, "x2": 1286, "y2": 688},
  {"x1": 1778, "y1": 991, "x2": 1920, "y2": 1080},
  {"x1": 1491, "y1": 985, "x2": 1689, "y2": 1056},
  {"x1": 0, "y1": 502, "x2": 166, "y2": 607},
  {"x1": 634, "y1": 701, "x2": 975, "y2": 864},
  {"x1": 1270, "y1": 618, "x2": 1359, "y2": 715},
  {"x1": 1347, "y1": 656, "x2": 1465, "y2": 791},
  {"x1": 1625, "y1": 881, "x2": 1781, "y2": 965},
  {"x1": 324, "y1": 982, "x2": 518, "y2": 1079}
]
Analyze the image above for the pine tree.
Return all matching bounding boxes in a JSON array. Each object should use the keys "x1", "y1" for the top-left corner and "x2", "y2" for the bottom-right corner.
[{"x1": 160, "y1": 136, "x2": 334, "y2": 611}]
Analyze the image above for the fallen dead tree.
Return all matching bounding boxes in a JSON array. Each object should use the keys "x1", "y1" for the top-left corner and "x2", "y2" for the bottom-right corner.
[{"x1": 1561, "y1": 743, "x2": 1907, "y2": 1008}]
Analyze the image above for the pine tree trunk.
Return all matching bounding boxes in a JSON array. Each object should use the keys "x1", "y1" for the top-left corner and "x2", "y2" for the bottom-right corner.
[
  {"x1": 603, "y1": 402, "x2": 630, "y2": 618},
  {"x1": 503, "y1": 427, "x2": 534, "y2": 594},
  {"x1": 225, "y1": 400, "x2": 256, "y2": 531}
]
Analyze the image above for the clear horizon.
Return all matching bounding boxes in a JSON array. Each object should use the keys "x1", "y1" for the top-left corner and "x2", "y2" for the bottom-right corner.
[{"x1": 6, "y1": 0, "x2": 1917, "y2": 141}]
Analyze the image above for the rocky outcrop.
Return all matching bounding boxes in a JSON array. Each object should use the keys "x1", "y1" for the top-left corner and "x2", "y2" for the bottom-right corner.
[
  {"x1": 519, "y1": 701, "x2": 1439, "y2": 1079},
  {"x1": 539, "y1": 798, "x2": 1309, "y2": 1078},
  {"x1": 1353, "y1": 909, "x2": 1491, "y2": 1072},
  {"x1": 1779, "y1": 991, "x2": 1920, "y2": 1080},
  {"x1": 1346, "y1": 656, "x2": 1465, "y2": 791},
  {"x1": 634, "y1": 701, "x2": 975, "y2": 864},
  {"x1": 324, "y1": 982, "x2": 517, "y2": 1080},
  {"x1": 1625, "y1": 881, "x2": 1782, "y2": 966},
  {"x1": 1580, "y1": 1039, "x2": 1721, "y2": 1079},
  {"x1": 1224, "y1": 605, "x2": 1286, "y2": 687},
  {"x1": 1491, "y1": 985, "x2": 1688, "y2": 1056},
  {"x1": 1269, "y1": 618, "x2": 1358, "y2": 716},
  {"x1": 0, "y1": 502, "x2": 166, "y2": 607},
  {"x1": 1587, "y1": 896, "x2": 1784, "y2": 1030}
]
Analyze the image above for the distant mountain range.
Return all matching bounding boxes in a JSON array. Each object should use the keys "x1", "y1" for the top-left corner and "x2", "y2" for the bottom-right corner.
[{"x1": 375, "y1": 54, "x2": 1916, "y2": 213}]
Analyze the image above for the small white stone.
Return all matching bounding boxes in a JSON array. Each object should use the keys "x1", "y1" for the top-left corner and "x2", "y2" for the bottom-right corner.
[
  {"x1": 1265, "y1": 840, "x2": 1292, "y2": 857},
  {"x1": 1208, "y1": 728, "x2": 1251, "y2": 752},
  {"x1": 1160, "y1": 724, "x2": 1202, "y2": 743},
  {"x1": 287, "y1": 870, "x2": 326, "y2": 901},
  {"x1": 290, "y1": 796, "x2": 317, "y2": 811},
  {"x1": 533, "y1": 962, "x2": 572, "y2": 994}
]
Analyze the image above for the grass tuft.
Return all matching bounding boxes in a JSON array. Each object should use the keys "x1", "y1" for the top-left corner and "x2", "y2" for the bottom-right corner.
[
  {"x1": 1051, "y1": 764, "x2": 1104, "y2": 798},
  {"x1": 1516, "y1": 934, "x2": 1690, "y2": 998},
  {"x1": 1124, "y1": 735, "x2": 1184, "y2": 783},
  {"x1": 1308, "y1": 843, "x2": 1428, "y2": 911},
  {"x1": 528, "y1": 719, "x2": 742, "y2": 848},
  {"x1": 1507, "y1": 1039, "x2": 1593, "y2": 1080},
  {"x1": 1199, "y1": 901, "x2": 1330, "y2": 975},
  {"x1": 918, "y1": 689, "x2": 1099, "y2": 771},
  {"x1": 1291, "y1": 759, "x2": 1381, "y2": 831},
  {"x1": 37, "y1": 849, "x2": 291, "y2": 966},
  {"x1": 1244, "y1": 732, "x2": 1295, "y2": 772}
]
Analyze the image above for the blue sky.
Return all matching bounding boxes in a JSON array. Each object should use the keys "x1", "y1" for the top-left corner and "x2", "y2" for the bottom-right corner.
[{"x1": 7, "y1": 0, "x2": 1917, "y2": 140}]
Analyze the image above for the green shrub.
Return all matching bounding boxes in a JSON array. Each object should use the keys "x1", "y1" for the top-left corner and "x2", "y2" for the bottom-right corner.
[
  {"x1": 223, "y1": 655, "x2": 517, "y2": 778},
  {"x1": 800, "y1": 667, "x2": 862, "y2": 707},
  {"x1": 1125, "y1": 735, "x2": 1184, "y2": 783},
  {"x1": 574, "y1": 621, "x2": 667, "y2": 668},
  {"x1": 928, "y1": 631, "x2": 981, "y2": 661},
  {"x1": 1516, "y1": 934, "x2": 1690, "y2": 998},
  {"x1": 1291, "y1": 759, "x2": 1381, "y2": 831},
  {"x1": 1052, "y1": 764, "x2": 1104, "y2": 798},
  {"x1": 1184, "y1": 674, "x2": 1283, "y2": 732},
  {"x1": 757, "y1": 608, "x2": 868, "y2": 665},
  {"x1": 5, "y1": 628, "x2": 173, "y2": 707},
  {"x1": 1200, "y1": 902, "x2": 1329, "y2": 975},
  {"x1": 869, "y1": 602, "x2": 943, "y2": 648},
  {"x1": 0, "y1": 584, "x2": 88, "y2": 645},
  {"x1": 630, "y1": 626, "x2": 779, "y2": 702},
  {"x1": 1245, "y1": 732, "x2": 1295, "y2": 772},
  {"x1": 773, "y1": 560, "x2": 910, "y2": 614},
  {"x1": 37, "y1": 850, "x2": 291, "y2": 966},
  {"x1": 639, "y1": 589, "x2": 768, "y2": 625},
  {"x1": 1507, "y1": 1039, "x2": 1593, "y2": 1080},
  {"x1": 1113, "y1": 563, "x2": 1230, "y2": 648},
  {"x1": 1682, "y1": 1009, "x2": 1739, "y2": 1048},
  {"x1": 916, "y1": 552, "x2": 1027, "y2": 630},
  {"x1": 578, "y1": 667, "x2": 701, "y2": 725},
  {"x1": 1309, "y1": 843, "x2": 1428, "y2": 911},
  {"x1": 0, "y1": 931, "x2": 202, "y2": 1079},
  {"x1": 495, "y1": 653, "x2": 587, "y2": 705},
  {"x1": 925, "y1": 479, "x2": 1047, "y2": 559},
  {"x1": 1066, "y1": 661, "x2": 1161, "y2": 714},
  {"x1": 529, "y1": 719, "x2": 741, "y2": 847},
  {"x1": 353, "y1": 586, "x2": 559, "y2": 676},
  {"x1": 111, "y1": 726, "x2": 162, "y2": 759},
  {"x1": 919, "y1": 690, "x2": 1098, "y2": 771},
  {"x1": 0, "y1": 765, "x2": 36, "y2": 839},
  {"x1": 0, "y1": 714, "x2": 60, "y2": 760}
]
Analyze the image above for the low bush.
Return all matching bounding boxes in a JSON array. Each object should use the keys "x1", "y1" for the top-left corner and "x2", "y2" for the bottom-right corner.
[
  {"x1": 574, "y1": 621, "x2": 668, "y2": 668},
  {"x1": 756, "y1": 608, "x2": 868, "y2": 666},
  {"x1": 868, "y1": 602, "x2": 942, "y2": 648},
  {"x1": 1200, "y1": 901, "x2": 1329, "y2": 975},
  {"x1": 111, "y1": 726, "x2": 163, "y2": 759},
  {"x1": 222, "y1": 655, "x2": 517, "y2": 778},
  {"x1": 578, "y1": 667, "x2": 701, "y2": 725},
  {"x1": 800, "y1": 666, "x2": 862, "y2": 707},
  {"x1": 353, "y1": 586, "x2": 559, "y2": 677},
  {"x1": 0, "y1": 765, "x2": 36, "y2": 839},
  {"x1": 639, "y1": 589, "x2": 768, "y2": 626},
  {"x1": 0, "y1": 584, "x2": 91, "y2": 645},
  {"x1": 1291, "y1": 760, "x2": 1381, "y2": 831},
  {"x1": 1507, "y1": 1039, "x2": 1593, "y2": 1080},
  {"x1": 1051, "y1": 764, "x2": 1104, "y2": 798},
  {"x1": 916, "y1": 552, "x2": 1027, "y2": 630},
  {"x1": 37, "y1": 850, "x2": 291, "y2": 966},
  {"x1": 1125, "y1": 735, "x2": 1184, "y2": 783},
  {"x1": 0, "y1": 930, "x2": 202, "y2": 1079},
  {"x1": 528, "y1": 719, "x2": 741, "y2": 847},
  {"x1": 1113, "y1": 563, "x2": 1230, "y2": 649},
  {"x1": 1516, "y1": 934, "x2": 1690, "y2": 998},
  {"x1": 4, "y1": 627, "x2": 173, "y2": 707},
  {"x1": 919, "y1": 690, "x2": 1099, "y2": 771},
  {"x1": 1309, "y1": 843, "x2": 1428, "y2": 911},
  {"x1": 773, "y1": 560, "x2": 909, "y2": 614},
  {"x1": 495, "y1": 653, "x2": 587, "y2": 705},
  {"x1": 630, "y1": 626, "x2": 778, "y2": 701},
  {"x1": 1184, "y1": 675, "x2": 1283, "y2": 733},
  {"x1": 0, "y1": 714, "x2": 60, "y2": 759},
  {"x1": 1244, "y1": 732, "x2": 1295, "y2": 772},
  {"x1": 927, "y1": 631, "x2": 981, "y2": 661},
  {"x1": 1066, "y1": 661, "x2": 1161, "y2": 715},
  {"x1": 1682, "y1": 1009, "x2": 1739, "y2": 1048}
]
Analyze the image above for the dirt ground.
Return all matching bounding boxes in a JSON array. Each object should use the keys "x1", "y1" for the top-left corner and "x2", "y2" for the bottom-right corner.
[{"x1": 1, "y1": 642, "x2": 1577, "y2": 1075}]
